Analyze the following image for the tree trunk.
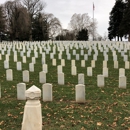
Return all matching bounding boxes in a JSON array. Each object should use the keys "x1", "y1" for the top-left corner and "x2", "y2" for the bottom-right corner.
[
  {"x1": 129, "y1": 34, "x2": 130, "y2": 42},
  {"x1": 120, "y1": 37, "x2": 122, "y2": 41},
  {"x1": 118, "y1": 36, "x2": 119, "y2": 41},
  {"x1": 29, "y1": 29, "x2": 32, "y2": 41},
  {"x1": 29, "y1": 16, "x2": 33, "y2": 41}
]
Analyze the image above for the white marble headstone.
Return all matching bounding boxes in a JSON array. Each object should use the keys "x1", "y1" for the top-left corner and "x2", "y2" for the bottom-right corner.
[
  {"x1": 42, "y1": 83, "x2": 52, "y2": 101},
  {"x1": 39, "y1": 71, "x2": 46, "y2": 83},
  {"x1": 97, "y1": 75, "x2": 104, "y2": 87},
  {"x1": 17, "y1": 62, "x2": 22, "y2": 70},
  {"x1": 58, "y1": 72, "x2": 64, "y2": 85},
  {"x1": 6, "y1": 69, "x2": 13, "y2": 81},
  {"x1": 23, "y1": 70, "x2": 29, "y2": 82},
  {"x1": 71, "y1": 66, "x2": 77, "y2": 75},
  {"x1": 87, "y1": 67, "x2": 92, "y2": 76},
  {"x1": 17, "y1": 83, "x2": 26, "y2": 100},
  {"x1": 4, "y1": 60, "x2": 9, "y2": 69},
  {"x1": 75, "y1": 84, "x2": 85, "y2": 103},
  {"x1": 78, "y1": 73, "x2": 84, "y2": 84},
  {"x1": 119, "y1": 76, "x2": 126, "y2": 89}
]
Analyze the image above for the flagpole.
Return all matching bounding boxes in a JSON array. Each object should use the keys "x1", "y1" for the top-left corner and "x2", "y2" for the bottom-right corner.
[{"x1": 93, "y1": 2, "x2": 94, "y2": 41}]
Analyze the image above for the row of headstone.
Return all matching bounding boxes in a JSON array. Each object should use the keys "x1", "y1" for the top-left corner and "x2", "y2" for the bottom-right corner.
[
  {"x1": 16, "y1": 83, "x2": 86, "y2": 103},
  {"x1": 3, "y1": 41, "x2": 126, "y2": 58},
  {"x1": 97, "y1": 74, "x2": 126, "y2": 88},
  {"x1": 4, "y1": 57, "x2": 130, "y2": 78},
  {"x1": 17, "y1": 83, "x2": 52, "y2": 102},
  {"x1": 1, "y1": 42, "x2": 130, "y2": 60},
  {"x1": 1, "y1": 42, "x2": 130, "y2": 74},
  {"x1": 6, "y1": 67, "x2": 126, "y2": 87},
  {"x1": 17, "y1": 79, "x2": 126, "y2": 105},
  {"x1": 6, "y1": 69, "x2": 61, "y2": 85}
]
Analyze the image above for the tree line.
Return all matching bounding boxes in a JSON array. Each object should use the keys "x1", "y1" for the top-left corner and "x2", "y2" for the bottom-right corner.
[
  {"x1": 0, "y1": 0, "x2": 98, "y2": 41},
  {"x1": 108, "y1": 0, "x2": 130, "y2": 41},
  {"x1": 0, "y1": 0, "x2": 62, "y2": 41}
]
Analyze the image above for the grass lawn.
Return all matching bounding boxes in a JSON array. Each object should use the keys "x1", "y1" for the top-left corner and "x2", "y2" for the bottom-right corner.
[{"x1": 0, "y1": 41, "x2": 130, "y2": 130}]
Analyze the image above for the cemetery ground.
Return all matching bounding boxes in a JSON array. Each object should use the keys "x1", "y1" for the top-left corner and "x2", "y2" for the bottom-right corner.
[{"x1": 0, "y1": 42, "x2": 130, "y2": 130}]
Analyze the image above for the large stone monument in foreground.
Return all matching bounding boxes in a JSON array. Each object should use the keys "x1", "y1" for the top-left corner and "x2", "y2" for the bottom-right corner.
[{"x1": 21, "y1": 85, "x2": 42, "y2": 130}]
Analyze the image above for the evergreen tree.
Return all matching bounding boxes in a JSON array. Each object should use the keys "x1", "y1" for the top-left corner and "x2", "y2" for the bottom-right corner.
[
  {"x1": 76, "y1": 29, "x2": 88, "y2": 41},
  {"x1": 32, "y1": 13, "x2": 49, "y2": 41},
  {"x1": 108, "y1": 0, "x2": 125, "y2": 41},
  {"x1": 32, "y1": 13, "x2": 44, "y2": 41},
  {"x1": 119, "y1": 0, "x2": 130, "y2": 41},
  {"x1": 43, "y1": 18, "x2": 49, "y2": 41}
]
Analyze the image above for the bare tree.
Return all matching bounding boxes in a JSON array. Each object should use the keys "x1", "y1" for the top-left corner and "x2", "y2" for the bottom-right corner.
[
  {"x1": 69, "y1": 13, "x2": 91, "y2": 32},
  {"x1": 22, "y1": 0, "x2": 46, "y2": 40},
  {"x1": 69, "y1": 13, "x2": 97, "y2": 40},
  {"x1": 4, "y1": 0, "x2": 30, "y2": 40},
  {"x1": 0, "y1": 5, "x2": 7, "y2": 41},
  {"x1": 103, "y1": 32, "x2": 108, "y2": 41},
  {"x1": 95, "y1": 33, "x2": 103, "y2": 41},
  {"x1": 0, "y1": 5, "x2": 6, "y2": 31},
  {"x1": 43, "y1": 13, "x2": 62, "y2": 40}
]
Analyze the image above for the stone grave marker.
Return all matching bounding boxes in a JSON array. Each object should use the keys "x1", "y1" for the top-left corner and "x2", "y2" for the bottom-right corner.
[
  {"x1": 29, "y1": 63, "x2": 34, "y2": 72},
  {"x1": 84, "y1": 54, "x2": 88, "y2": 60},
  {"x1": 32, "y1": 57, "x2": 36, "y2": 64},
  {"x1": 113, "y1": 55, "x2": 117, "y2": 61},
  {"x1": 103, "y1": 67, "x2": 108, "y2": 77},
  {"x1": 119, "y1": 68, "x2": 125, "y2": 76},
  {"x1": 17, "y1": 83, "x2": 26, "y2": 100},
  {"x1": 81, "y1": 60, "x2": 85, "y2": 67},
  {"x1": 71, "y1": 66, "x2": 77, "y2": 75},
  {"x1": 21, "y1": 85, "x2": 42, "y2": 130},
  {"x1": 23, "y1": 70, "x2": 29, "y2": 82},
  {"x1": 71, "y1": 60, "x2": 75, "y2": 66},
  {"x1": 39, "y1": 71, "x2": 46, "y2": 83},
  {"x1": 119, "y1": 76, "x2": 126, "y2": 89},
  {"x1": 75, "y1": 84, "x2": 85, "y2": 103},
  {"x1": 97, "y1": 75, "x2": 104, "y2": 87},
  {"x1": 42, "y1": 64, "x2": 48, "y2": 73},
  {"x1": 58, "y1": 72, "x2": 64, "y2": 85},
  {"x1": 17, "y1": 61, "x2": 22, "y2": 70},
  {"x1": 5, "y1": 54, "x2": 9, "y2": 61},
  {"x1": 41, "y1": 58, "x2": 46, "y2": 64},
  {"x1": 22, "y1": 56, "x2": 26, "y2": 63},
  {"x1": 14, "y1": 55, "x2": 17, "y2": 62},
  {"x1": 4, "y1": 60, "x2": 9, "y2": 69},
  {"x1": 6, "y1": 69, "x2": 13, "y2": 81},
  {"x1": 58, "y1": 53, "x2": 62, "y2": 59},
  {"x1": 78, "y1": 73, "x2": 84, "y2": 84},
  {"x1": 87, "y1": 67, "x2": 92, "y2": 76},
  {"x1": 91, "y1": 60, "x2": 95, "y2": 68},
  {"x1": 52, "y1": 59, "x2": 56, "y2": 66},
  {"x1": 61, "y1": 59, "x2": 65, "y2": 66},
  {"x1": 27, "y1": 51, "x2": 30, "y2": 57},
  {"x1": 125, "y1": 61, "x2": 129, "y2": 69},
  {"x1": 114, "y1": 61, "x2": 118, "y2": 69},
  {"x1": 42, "y1": 83, "x2": 52, "y2": 101},
  {"x1": 57, "y1": 65, "x2": 62, "y2": 73},
  {"x1": 103, "y1": 60, "x2": 107, "y2": 68},
  {"x1": 67, "y1": 54, "x2": 71, "y2": 60},
  {"x1": 75, "y1": 54, "x2": 79, "y2": 60}
]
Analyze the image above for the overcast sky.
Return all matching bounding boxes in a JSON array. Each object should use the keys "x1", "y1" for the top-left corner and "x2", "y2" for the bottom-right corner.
[{"x1": 0, "y1": 0, "x2": 115, "y2": 37}]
